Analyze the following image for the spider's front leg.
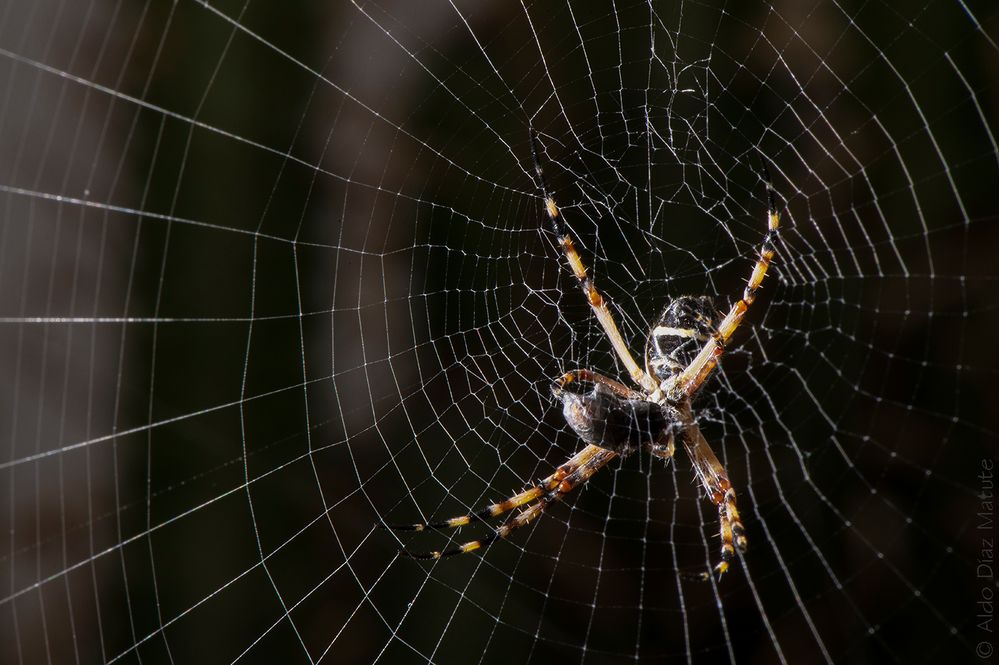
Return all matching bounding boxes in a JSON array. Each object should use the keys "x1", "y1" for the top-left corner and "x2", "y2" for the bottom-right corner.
[
  {"x1": 381, "y1": 443, "x2": 608, "y2": 548},
  {"x1": 393, "y1": 445, "x2": 619, "y2": 560},
  {"x1": 677, "y1": 402, "x2": 747, "y2": 578}
]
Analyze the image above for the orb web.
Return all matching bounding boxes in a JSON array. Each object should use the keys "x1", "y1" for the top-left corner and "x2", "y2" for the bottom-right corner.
[{"x1": 0, "y1": 1, "x2": 995, "y2": 663}]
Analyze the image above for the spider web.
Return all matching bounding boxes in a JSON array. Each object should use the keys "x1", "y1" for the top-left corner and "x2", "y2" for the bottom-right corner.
[{"x1": 1, "y1": 0, "x2": 997, "y2": 663}]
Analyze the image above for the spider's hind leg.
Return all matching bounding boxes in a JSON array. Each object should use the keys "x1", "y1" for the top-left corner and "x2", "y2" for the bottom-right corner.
[
  {"x1": 528, "y1": 129, "x2": 659, "y2": 396},
  {"x1": 667, "y1": 164, "x2": 781, "y2": 400}
]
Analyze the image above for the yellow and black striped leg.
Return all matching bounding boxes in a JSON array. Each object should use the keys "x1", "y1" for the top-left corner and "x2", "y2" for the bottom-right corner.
[
  {"x1": 384, "y1": 445, "x2": 615, "y2": 559},
  {"x1": 529, "y1": 130, "x2": 659, "y2": 396},
  {"x1": 395, "y1": 445, "x2": 619, "y2": 560},
  {"x1": 668, "y1": 164, "x2": 781, "y2": 401},
  {"x1": 677, "y1": 402, "x2": 747, "y2": 579}
]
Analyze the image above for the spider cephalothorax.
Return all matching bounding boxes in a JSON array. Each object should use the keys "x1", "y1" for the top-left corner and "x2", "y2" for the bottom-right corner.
[
  {"x1": 382, "y1": 130, "x2": 780, "y2": 578},
  {"x1": 555, "y1": 382, "x2": 676, "y2": 458}
]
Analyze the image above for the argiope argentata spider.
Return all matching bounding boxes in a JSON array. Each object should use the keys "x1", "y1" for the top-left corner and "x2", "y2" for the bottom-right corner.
[{"x1": 382, "y1": 130, "x2": 781, "y2": 579}]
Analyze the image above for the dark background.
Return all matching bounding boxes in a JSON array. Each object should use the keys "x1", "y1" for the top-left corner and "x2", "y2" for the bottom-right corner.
[{"x1": 0, "y1": 1, "x2": 996, "y2": 663}]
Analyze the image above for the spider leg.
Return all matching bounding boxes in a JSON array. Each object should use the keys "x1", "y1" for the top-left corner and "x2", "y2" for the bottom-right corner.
[
  {"x1": 398, "y1": 445, "x2": 618, "y2": 559},
  {"x1": 555, "y1": 369, "x2": 645, "y2": 400},
  {"x1": 381, "y1": 444, "x2": 605, "y2": 533},
  {"x1": 677, "y1": 402, "x2": 747, "y2": 578},
  {"x1": 384, "y1": 445, "x2": 616, "y2": 559},
  {"x1": 529, "y1": 130, "x2": 659, "y2": 396},
  {"x1": 667, "y1": 165, "x2": 781, "y2": 400},
  {"x1": 414, "y1": 448, "x2": 619, "y2": 560}
]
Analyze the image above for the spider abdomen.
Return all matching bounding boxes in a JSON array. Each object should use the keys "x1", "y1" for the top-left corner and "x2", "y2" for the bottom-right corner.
[
  {"x1": 558, "y1": 383, "x2": 674, "y2": 455},
  {"x1": 645, "y1": 295, "x2": 719, "y2": 382}
]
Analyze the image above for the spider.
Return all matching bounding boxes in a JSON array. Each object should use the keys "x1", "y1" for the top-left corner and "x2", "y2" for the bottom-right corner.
[{"x1": 382, "y1": 130, "x2": 780, "y2": 579}]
